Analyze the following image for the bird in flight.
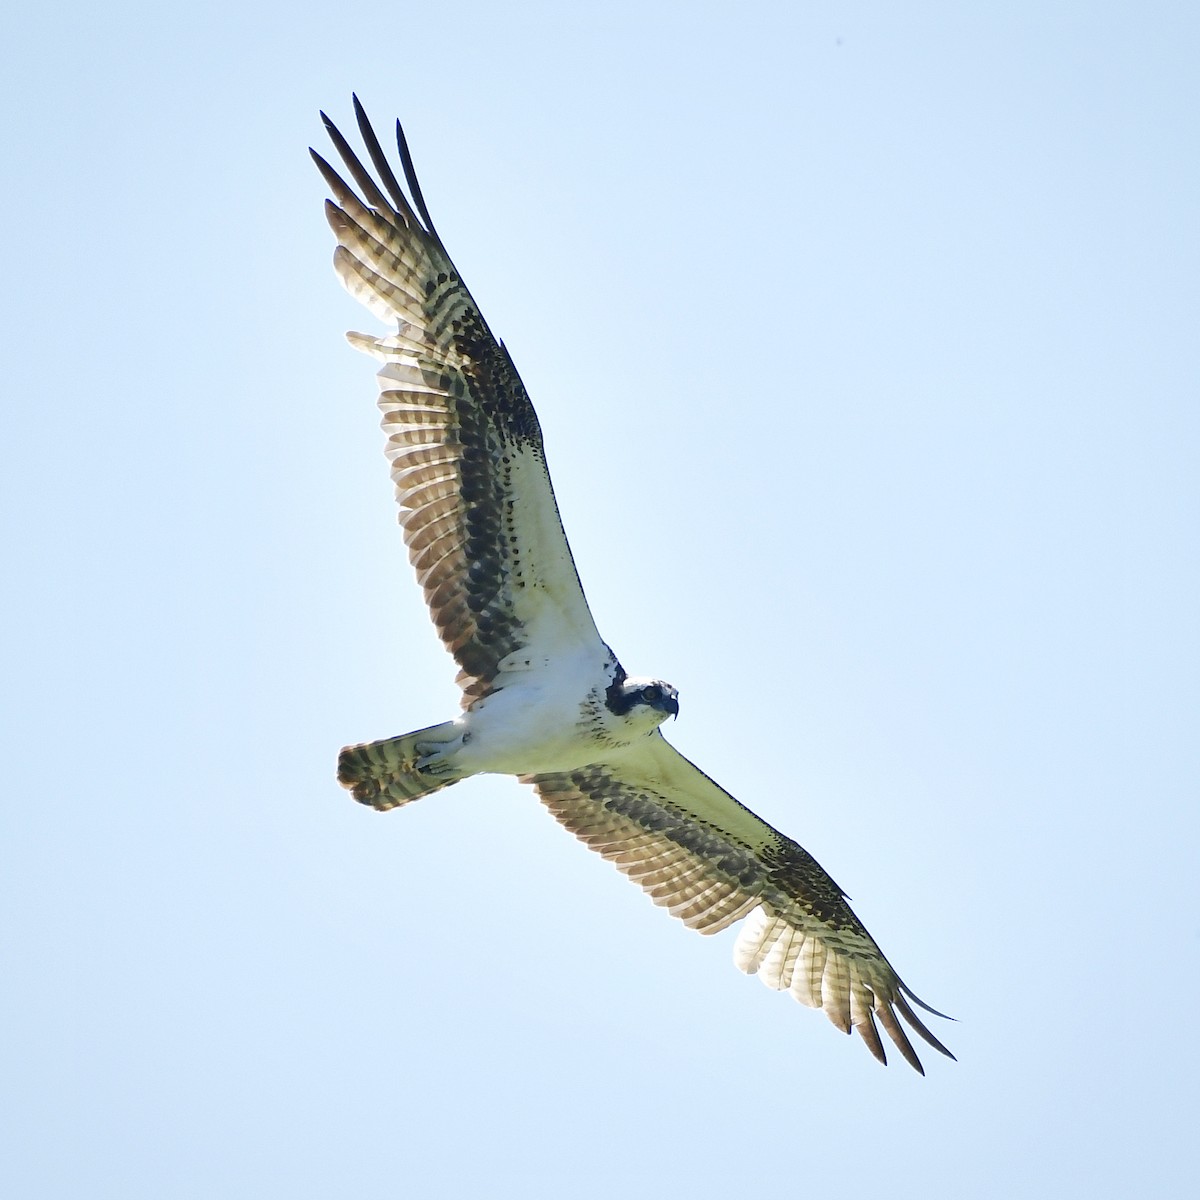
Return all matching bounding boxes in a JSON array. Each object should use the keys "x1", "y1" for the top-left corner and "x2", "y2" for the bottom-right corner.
[{"x1": 312, "y1": 98, "x2": 954, "y2": 1073}]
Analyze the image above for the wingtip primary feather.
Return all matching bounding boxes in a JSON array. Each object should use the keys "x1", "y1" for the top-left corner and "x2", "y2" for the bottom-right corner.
[
  {"x1": 855, "y1": 1009, "x2": 888, "y2": 1067},
  {"x1": 901, "y1": 982, "x2": 957, "y2": 1023},
  {"x1": 895, "y1": 991, "x2": 958, "y2": 1062},
  {"x1": 323, "y1": 198, "x2": 349, "y2": 234},
  {"x1": 319, "y1": 107, "x2": 397, "y2": 217},
  {"x1": 353, "y1": 96, "x2": 419, "y2": 225},
  {"x1": 394, "y1": 118, "x2": 441, "y2": 245},
  {"x1": 875, "y1": 1003, "x2": 926, "y2": 1074}
]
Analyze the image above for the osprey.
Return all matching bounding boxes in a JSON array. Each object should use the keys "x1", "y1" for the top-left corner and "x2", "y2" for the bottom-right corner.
[{"x1": 313, "y1": 98, "x2": 955, "y2": 1073}]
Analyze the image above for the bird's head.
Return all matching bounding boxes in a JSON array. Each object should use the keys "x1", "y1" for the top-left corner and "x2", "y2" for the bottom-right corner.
[{"x1": 605, "y1": 673, "x2": 679, "y2": 727}]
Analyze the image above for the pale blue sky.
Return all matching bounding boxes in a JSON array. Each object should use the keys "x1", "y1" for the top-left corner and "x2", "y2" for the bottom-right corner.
[{"x1": 3, "y1": 2, "x2": 1198, "y2": 1197}]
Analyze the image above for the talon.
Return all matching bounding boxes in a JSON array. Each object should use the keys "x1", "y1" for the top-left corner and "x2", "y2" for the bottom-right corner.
[
  {"x1": 409, "y1": 729, "x2": 466, "y2": 777},
  {"x1": 413, "y1": 739, "x2": 459, "y2": 777}
]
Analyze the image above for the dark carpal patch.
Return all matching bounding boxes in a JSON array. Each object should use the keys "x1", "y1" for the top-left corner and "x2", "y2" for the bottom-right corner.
[
  {"x1": 757, "y1": 836, "x2": 856, "y2": 930},
  {"x1": 603, "y1": 664, "x2": 633, "y2": 714}
]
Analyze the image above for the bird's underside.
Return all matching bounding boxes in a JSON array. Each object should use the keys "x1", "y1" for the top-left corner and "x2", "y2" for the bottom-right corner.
[{"x1": 314, "y1": 97, "x2": 955, "y2": 1073}]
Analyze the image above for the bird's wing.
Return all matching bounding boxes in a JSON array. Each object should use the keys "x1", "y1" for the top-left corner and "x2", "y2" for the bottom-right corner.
[
  {"x1": 526, "y1": 732, "x2": 954, "y2": 1073},
  {"x1": 313, "y1": 99, "x2": 605, "y2": 703}
]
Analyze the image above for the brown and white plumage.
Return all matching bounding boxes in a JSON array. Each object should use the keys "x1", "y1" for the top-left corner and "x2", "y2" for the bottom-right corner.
[
  {"x1": 314, "y1": 98, "x2": 954, "y2": 1073},
  {"x1": 529, "y1": 735, "x2": 952, "y2": 1072}
]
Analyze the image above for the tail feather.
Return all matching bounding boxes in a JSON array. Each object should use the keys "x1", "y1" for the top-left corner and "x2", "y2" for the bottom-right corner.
[{"x1": 338, "y1": 721, "x2": 471, "y2": 811}]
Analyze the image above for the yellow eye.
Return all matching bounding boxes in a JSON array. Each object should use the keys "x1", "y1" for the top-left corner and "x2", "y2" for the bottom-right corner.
[{"x1": 642, "y1": 685, "x2": 661, "y2": 704}]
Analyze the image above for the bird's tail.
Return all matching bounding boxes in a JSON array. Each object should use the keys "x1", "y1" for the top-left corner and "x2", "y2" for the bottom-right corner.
[{"x1": 338, "y1": 721, "x2": 473, "y2": 811}]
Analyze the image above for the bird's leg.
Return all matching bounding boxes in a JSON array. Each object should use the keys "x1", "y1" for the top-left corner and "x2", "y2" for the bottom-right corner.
[{"x1": 413, "y1": 732, "x2": 466, "y2": 776}]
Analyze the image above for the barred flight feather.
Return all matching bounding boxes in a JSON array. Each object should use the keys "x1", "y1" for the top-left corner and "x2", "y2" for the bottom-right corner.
[{"x1": 528, "y1": 733, "x2": 954, "y2": 1073}]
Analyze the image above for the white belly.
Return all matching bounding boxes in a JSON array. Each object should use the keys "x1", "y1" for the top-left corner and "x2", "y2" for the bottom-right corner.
[{"x1": 455, "y1": 674, "x2": 604, "y2": 776}]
